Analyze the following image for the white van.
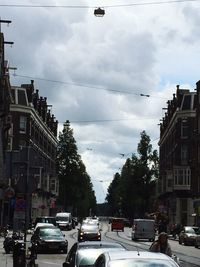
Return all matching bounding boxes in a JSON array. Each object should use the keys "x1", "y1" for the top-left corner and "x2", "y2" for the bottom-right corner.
[
  {"x1": 56, "y1": 212, "x2": 72, "y2": 230},
  {"x1": 131, "y1": 219, "x2": 155, "y2": 241}
]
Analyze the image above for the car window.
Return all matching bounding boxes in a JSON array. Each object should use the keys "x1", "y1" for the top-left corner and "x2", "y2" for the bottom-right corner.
[
  {"x1": 185, "y1": 227, "x2": 198, "y2": 234},
  {"x1": 39, "y1": 228, "x2": 61, "y2": 237},
  {"x1": 77, "y1": 250, "x2": 103, "y2": 266},
  {"x1": 66, "y1": 243, "x2": 78, "y2": 263}
]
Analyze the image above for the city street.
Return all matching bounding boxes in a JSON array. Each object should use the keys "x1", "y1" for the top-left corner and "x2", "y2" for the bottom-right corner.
[{"x1": 0, "y1": 221, "x2": 200, "y2": 267}]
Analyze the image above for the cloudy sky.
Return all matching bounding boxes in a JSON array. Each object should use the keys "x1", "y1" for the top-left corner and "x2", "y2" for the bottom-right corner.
[{"x1": 2, "y1": 0, "x2": 200, "y2": 202}]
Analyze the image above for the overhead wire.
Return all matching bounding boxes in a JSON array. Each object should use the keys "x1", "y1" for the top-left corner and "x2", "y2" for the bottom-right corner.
[
  {"x1": 12, "y1": 73, "x2": 167, "y2": 99},
  {"x1": 0, "y1": 0, "x2": 199, "y2": 8}
]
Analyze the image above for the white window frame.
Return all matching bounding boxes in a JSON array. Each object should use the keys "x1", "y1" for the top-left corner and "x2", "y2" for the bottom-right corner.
[
  {"x1": 174, "y1": 168, "x2": 191, "y2": 186},
  {"x1": 19, "y1": 116, "x2": 27, "y2": 133}
]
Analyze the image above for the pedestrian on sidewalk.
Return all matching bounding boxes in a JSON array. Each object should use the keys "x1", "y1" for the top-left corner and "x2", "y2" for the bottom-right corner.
[{"x1": 149, "y1": 232, "x2": 172, "y2": 257}]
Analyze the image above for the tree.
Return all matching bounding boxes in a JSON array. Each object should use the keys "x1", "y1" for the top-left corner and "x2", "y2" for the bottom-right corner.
[
  {"x1": 57, "y1": 120, "x2": 96, "y2": 217},
  {"x1": 106, "y1": 131, "x2": 159, "y2": 219}
]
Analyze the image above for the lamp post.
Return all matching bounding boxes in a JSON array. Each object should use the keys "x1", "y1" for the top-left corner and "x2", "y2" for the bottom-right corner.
[{"x1": 24, "y1": 145, "x2": 30, "y2": 254}]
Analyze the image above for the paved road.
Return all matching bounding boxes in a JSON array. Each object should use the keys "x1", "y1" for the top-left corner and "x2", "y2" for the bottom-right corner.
[{"x1": 0, "y1": 221, "x2": 199, "y2": 267}]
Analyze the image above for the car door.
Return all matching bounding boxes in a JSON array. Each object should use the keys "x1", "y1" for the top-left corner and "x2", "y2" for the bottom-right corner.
[{"x1": 65, "y1": 243, "x2": 78, "y2": 267}]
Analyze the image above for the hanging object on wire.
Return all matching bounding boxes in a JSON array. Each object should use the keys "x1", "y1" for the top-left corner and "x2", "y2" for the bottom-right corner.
[{"x1": 94, "y1": 7, "x2": 105, "y2": 17}]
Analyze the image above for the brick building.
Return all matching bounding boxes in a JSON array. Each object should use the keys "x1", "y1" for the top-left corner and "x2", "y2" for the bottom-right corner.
[
  {"x1": 0, "y1": 31, "x2": 12, "y2": 225},
  {"x1": 158, "y1": 82, "x2": 200, "y2": 227},
  {"x1": 5, "y1": 80, "x2": 59, "y2": 227}
]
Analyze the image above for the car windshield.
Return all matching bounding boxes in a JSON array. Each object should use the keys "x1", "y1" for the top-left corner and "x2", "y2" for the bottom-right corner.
[
  {"x1": 185, "y1": 227, "x2": 199, "y2": 234},
  {"x1": 77, "y1": 250, "x2": 106, "y2": 266},
  {"x1": 56, "y1": 217, "x2": 69, "y2": 222},
  {"x1": 109, "y1": 259, "x2": 177, "y2": 267},
  {"x1": 81, "y1": 225, "x2": 99, "y2": 232},
  {"x1": 39, "y1": 228, "x2": 62, "y2": 237}
]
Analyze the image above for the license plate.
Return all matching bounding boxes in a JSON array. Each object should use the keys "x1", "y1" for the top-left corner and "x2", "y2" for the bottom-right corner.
[{"x1": 49, "y1": 245, "x2": 58, "y2": 249}]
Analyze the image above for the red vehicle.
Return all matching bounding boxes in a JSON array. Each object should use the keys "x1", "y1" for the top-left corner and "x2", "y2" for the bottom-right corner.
[{"x1": 111, "y1": 218, "x2": 124, "y2": 232}]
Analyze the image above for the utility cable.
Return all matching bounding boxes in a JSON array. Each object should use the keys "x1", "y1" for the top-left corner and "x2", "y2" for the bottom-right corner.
[
  {"x1": 0, "y1": 0, "x2": 199, "y2": 8},
  {"x1": 12, "y1": 73, "x2": 167, "y2": 99},
  {"x1": 12, "y1": 73, "x2": 150, "y2": 96}
]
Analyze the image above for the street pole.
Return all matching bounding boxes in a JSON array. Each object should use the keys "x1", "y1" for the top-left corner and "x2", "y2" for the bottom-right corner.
[{"x1": 24, "y1": 146, "x2": 30, "y2": 254}]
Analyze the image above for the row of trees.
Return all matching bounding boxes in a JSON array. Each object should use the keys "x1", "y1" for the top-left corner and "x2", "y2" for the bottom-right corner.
[
  {"x1": 106, "y1": 131, "x2": 159, "y2": 219},
  {"x1": 56, "y1": 122, "x2": 158, "y2": 219},
  {"x1": 56, "y1": 120, "x2": 97, "y2": 218}
]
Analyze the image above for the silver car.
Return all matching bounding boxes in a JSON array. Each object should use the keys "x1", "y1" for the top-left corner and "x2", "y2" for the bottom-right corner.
[
  {"x1": 94, "y1": 251, "x2": 180, "y2": 267},
  {"x1": 178, "y1": 226, "x2": 199, "y2": 246}
]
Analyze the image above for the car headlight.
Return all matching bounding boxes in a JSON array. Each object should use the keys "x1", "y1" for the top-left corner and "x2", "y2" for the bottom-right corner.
[{"x1": 80, "y1": 232, "x2": 84, "y2": 236}]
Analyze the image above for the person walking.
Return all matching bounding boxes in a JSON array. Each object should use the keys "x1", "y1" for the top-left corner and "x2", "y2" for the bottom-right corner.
[{"x1": 149, "y1": 232, "x2": 172, "y2": 257}]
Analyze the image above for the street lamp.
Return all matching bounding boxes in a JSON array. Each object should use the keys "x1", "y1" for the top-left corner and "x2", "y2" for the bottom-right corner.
[{"x1": 94, "y1": 8, "x2": 105, "y2": 17}]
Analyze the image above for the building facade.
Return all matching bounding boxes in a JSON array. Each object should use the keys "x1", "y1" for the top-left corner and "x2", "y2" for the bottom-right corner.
[
  {"x1": 5, "y1": 80, "x2": 59, "y2": 228},
  {"x1": 0, "y1": 31, "x2": 13, "y2": 226},
  {"x1": 158, "y1": 82, "x2": 200, "y2": 227}
]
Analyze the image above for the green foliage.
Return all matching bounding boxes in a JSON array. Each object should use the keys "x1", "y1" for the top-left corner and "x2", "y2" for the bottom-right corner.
[
  {"x1": 106, "y1": 130, "x2": 159, "y2": 218},
  {"x1": 57, "y1": 120, "x2": 96, "y2": 217}
]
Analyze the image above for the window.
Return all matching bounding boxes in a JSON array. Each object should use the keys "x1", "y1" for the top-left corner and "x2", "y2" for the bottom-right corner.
[
  {"x1": 181, "y1": 119, "x2": 188, "y2": 138},
  {"x1": 174, "y1": 168, "x2": 191, "y2": 186},
  {"x1": 181, "y1": 144, "x2": 188, "y2": 163},
  {"x1": 20, "y1": 116, "x2": 27, "y2": 133},
  {"x1": 50, "y1": 179, "x2": 56, "y2": 191}
]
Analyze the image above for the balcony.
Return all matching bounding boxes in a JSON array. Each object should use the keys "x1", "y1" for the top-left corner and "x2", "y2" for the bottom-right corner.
[{"x1": 173, "y1": 184, "x2": 191, "y2": 190}]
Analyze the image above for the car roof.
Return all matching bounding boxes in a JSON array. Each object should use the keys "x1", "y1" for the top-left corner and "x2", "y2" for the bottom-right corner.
[
  {"x1": 77, "y1": 247, "x2": 126, "y2": 266},
  {"x1": 37, "y1": 225, "x2": 58, "y2": 230},
  {"x1": 78, "y1": 241, "x2": 125, "y2": 249},
  {"x1": 34, "y1": 223, "x2": 54, "y2": 229},
  {"x1": 36, "y1": 216, "x2": 55, "y2": 219},
  {"x1": 104, "y1": 251, "x2": 173, "y2": 261}
]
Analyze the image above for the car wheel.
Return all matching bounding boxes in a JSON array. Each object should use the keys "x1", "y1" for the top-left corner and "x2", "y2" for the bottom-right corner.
[{"x1": 184, "y1": 239, "x2": 188, "y2": 246}]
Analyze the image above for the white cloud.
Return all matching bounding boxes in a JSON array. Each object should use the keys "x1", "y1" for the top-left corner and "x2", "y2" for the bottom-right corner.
[{"x1": 3, "y1": 0, "x2": 200, "y2": 202}]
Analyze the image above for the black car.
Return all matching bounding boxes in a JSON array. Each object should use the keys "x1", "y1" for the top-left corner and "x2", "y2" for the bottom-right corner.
[
  {"x1": 78, "y1": 224, "x2": 101, "y2": 242},
  {"x1": 31, "y1": 225, "x2": 68, "y2": 253},
  {"x1": 34, "y1": 216, "x2": 57, "y2": 228},
  {"x1": 63, "y1": 241, "x2": 126, "y2": 267}
]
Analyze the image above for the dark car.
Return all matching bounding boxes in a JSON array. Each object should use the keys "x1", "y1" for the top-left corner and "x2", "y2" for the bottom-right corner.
[
  {"x1": 31, "y1": 225, "x2": 68, "y2": 253},
  {"x1": 178, "y1": 226, "x2": 199, "y2": 246},
  {"x1": 62, "y1": 241, "x2": 126, "y2": 267},
  {"x1": 78, "y1": 224, "x2": 101, "y2": 242},
  {"x1": 34, "y1": 216, "x2": 57, "y2": 228}
]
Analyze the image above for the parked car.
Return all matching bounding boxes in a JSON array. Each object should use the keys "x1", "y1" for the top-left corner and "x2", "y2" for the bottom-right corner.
[
  {"x1": 62, "y1": 241, "x2": 126, "y2": 267},
  {"x1": 178, "y1": 226, "x2": 200, "y2": 246},
  {"x1": 31, "y1": 225, "x2": 68, "y2": 253},
  {"x1": 78, "y1": 224, "x2": 101, "y2": 242},
  {"x1": 94, "y1": 251, "x2": 180, "y2": 267},
  {"x1": 34, "y1": 216, "x2": 57, "y2": 227},
  {"x1": 194, "y1": 228, "x2": 200, "y2": 248},
  {"x1": 111, "y1": 218, "x2": 124, "y2": 232}
]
